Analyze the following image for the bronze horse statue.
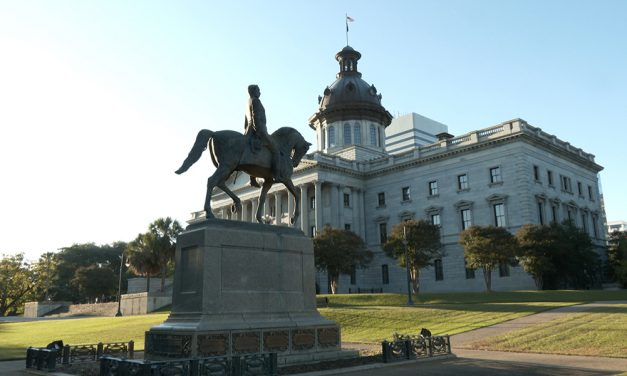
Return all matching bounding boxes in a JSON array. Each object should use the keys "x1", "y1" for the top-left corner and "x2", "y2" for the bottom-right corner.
[{"x1": 175, "y1": 127, "x2": 311, "y2": 225}]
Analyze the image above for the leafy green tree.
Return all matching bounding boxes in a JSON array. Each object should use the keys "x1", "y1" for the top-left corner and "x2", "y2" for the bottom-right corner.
[
  {"x1": 31, "y1": 252, "x2": 58, "y2": 301},
  {"x1": 0, "y1": 254, "x2": 37, "y2": 316},
  {"x1": 459, "y1": 225, "x2": 518, "y2": 292},
  {"x1": 515, "y1": 224, "x2": 556, "y2": 289},
  {"x1": 71, "y1": 264, "x2": 117, "y2": 301},
  {"x1": 313, "y1": 227, "x2": 373, "y2": 294},
  {"x1": 547, "y1": 221, "x2": 599, "y2": 289},
  {"x1": 383, "y1": 219, "x2": 443, "y2": 293},
  {"x1": 608, "y1": 231, "x2": 627, "y2": 287},
  {"x1": 515, "y1": 222, "x2": 599, "y2": 290},
  {"x1": 52, "y1": 242, "x2": 126, "y2": 301}
]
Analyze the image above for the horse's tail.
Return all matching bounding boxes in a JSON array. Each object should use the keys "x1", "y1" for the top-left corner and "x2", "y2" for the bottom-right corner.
[{"x1": 175, "y1": 129, "x2": 214, "y2": 174}]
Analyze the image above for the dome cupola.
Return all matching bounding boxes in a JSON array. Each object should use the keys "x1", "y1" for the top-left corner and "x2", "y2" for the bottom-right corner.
[{"x1": 309, "y1": 46, "x2": 392, "y2": 159}]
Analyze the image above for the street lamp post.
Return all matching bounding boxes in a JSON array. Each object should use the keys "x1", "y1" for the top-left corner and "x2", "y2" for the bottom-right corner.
[
  {"x1": 403, "y1": 226, "x2": 414, "y2": 306},
  {"x1": 115, "y1": 252, "x2": 127, "y2": 317}
]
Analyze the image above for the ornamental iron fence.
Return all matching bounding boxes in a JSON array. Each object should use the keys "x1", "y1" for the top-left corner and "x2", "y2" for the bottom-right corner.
[
  {"x1": 99, "y1": 352, "x2": 278, "y2": 376},
  {"x1": 25, "y1": 340, "x2": 134, "y2": 372},
  {"x1": 381, "y1": 334, "x2": 451, "y2": 363}
]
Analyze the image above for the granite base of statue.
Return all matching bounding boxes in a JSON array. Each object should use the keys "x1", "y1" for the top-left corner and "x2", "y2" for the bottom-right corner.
[{"x1": 145, "y1": 218, "x2": 354, "y2": 365}]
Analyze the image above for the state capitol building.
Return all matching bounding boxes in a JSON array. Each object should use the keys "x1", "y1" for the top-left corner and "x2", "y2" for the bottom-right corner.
[{"x1": 206, "y1": 45, "x2": 607, "y2": 293}]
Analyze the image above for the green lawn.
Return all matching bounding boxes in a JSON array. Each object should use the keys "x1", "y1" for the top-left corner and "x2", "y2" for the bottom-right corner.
[
  {"x1": 0, "y1": 313, "x2": 168, "y2": 360},
  {"x1": 1, "y1": 290, "x2": 626, "y2": 361},
  {"x1": 468, "y1": 303, "x2": 627, "y2": 358}
]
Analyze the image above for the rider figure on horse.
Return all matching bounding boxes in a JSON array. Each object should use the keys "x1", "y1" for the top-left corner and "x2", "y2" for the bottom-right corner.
[{"x1": 244, "y1": 84, "x2": 281, "y2": 187}]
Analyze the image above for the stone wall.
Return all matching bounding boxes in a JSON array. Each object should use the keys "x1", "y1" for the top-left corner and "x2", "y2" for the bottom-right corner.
[
  {"x1": 23, "y1": 301, "x2": 71, "y2": 317},
  {"x1": 121, "y1": 292, "x2": 171, "y2": 316}
]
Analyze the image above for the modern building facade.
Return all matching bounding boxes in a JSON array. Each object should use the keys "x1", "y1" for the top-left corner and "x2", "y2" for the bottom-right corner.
[
  {"x1": 607, "y1": 220, "x2": 627, "y2": 234},
  {"x1": 205, "y1": 46, "x2": 607, "y2": 293}
]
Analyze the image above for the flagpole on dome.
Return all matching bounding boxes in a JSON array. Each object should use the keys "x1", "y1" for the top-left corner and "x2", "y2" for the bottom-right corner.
[{"x1": 345, "y1": 14, "x2": 354, "y2": 46}]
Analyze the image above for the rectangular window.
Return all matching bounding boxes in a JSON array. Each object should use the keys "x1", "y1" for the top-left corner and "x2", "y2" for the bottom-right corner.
[
  {"x1": 377, "y1": 192, "x2": 385, "y2": 207},
  {"x1": 561, "y1": 175, "x2": 572, "y2": 193},
  {"x1": 551, "y1": 205, "x2": 558, "y2": 223},
  {"x1": 581, "y1": 213, "x2": 588, "y2": 232},
  {"x1": 499, "y1": 262, "x2": 510, "y2": 277},
  {"x1": 494, "y1": 203, "x2": 505, "y2": 227},
  {"x1": 577, "y1": 181, "x2": 583, "y2": 196},
  {"x1": 354, "y1": 124, "x2": 361, "y2": 145},
  {"x1": 328, "y1": 126, "x2": 336, "y2": 148},
  {"x1": 490, "y1": 167, "x2": 501, "y2": 183},
  {"x1": 461, "y1": 209, "x2": 472, "y2": 230},
  {"x1": 350, "y1": 266, "x2": 356, "y2": 285},
  {"x1": 538, "y1": 202, "x2": 544, "y2": 225},
  {"x1": 533, "y1": 165, "x2": 540, "y2": 181},
  {"x1": 457, "y1": 174, "x2": 469, "y2": 190},
  {"x1": 547, "y1": 170, "x2": 554, "y2": 186},
  {"x1": 402, "y1": 187, "x2": 411, "y2": 201},
  {"x1": 343, "y1": 193, "x2": 350, "y2": 207},
  {"x1": 381, "y1": 264, "x2": 389, "y2": 284},
  {"x1": 588, "y1": 185, "x2": 594, "y2": 201},
  {"x1": 592, "y1": 216, "x2": 598, "y2": 238},
  {"x1": 344, "y1": 223, "x2": 351, "y2": 231},
  {"x1": 431, "y1": 214, "x2": 441, "y2": 226},
  {"x1": 465, "y1": 260, "x2": 475, "y2": 279},
  {"x1": 309, "y1": 196, "x2": 315, "y2": 209},
  {"x1": 379, "y1": 223, "x2": 387, "y2": 244},
  {"x1": 344, "y1": 124, "x2": 352, "y2": 145},
  {"x1": 310, "y1": 226, "x2": 316, "y2": 237},
  {"x1": 370, "y1": 125, "x2": 377, "y2": 146},
  {"x1": 429, "y1": 181, "x2": 439, "y2": 196},
  {"x1": 434, "y1": 259, "x2": 444, "y2": 281}
]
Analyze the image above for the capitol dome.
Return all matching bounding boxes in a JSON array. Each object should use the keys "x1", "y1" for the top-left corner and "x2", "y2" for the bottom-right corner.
[{"x1": 309, "y1": 46, "x2": 393, "y2": 158}]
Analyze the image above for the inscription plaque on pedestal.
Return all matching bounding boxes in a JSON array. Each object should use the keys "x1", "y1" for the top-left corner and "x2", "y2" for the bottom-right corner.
[
  {"x1": 263, "y1": 330, "x2": 289, "y2": 352},
  {"x1": 197, "y1": 333, "x2": 229, "y2": 356}
]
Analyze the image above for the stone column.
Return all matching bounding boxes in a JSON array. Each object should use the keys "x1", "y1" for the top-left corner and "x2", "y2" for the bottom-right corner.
[
  {"x1": 358, "y1": 189, "x2": 365, "y2": 238},
  {"x1": 337, "y1": 184, "x2": 345, "y2": 228},
  {"x1": 314, "y1": 181, "x2": 323, "y2": 234},
  {"x1": 287, "y1": 190, "x2": 294, "y2": 227},
  {"x1": 274, "y1": 192, "x2": 281, "y2": 225},
  {"x1": 242, "y1": 200, "x2": 249, "y2": 222},
  {"x1": 221, "y1": 208, "x2": 228, "y2": 220},
  {"x1": 330, "y1": 183, "x2": 339, "y2": 228},
  {"x1": 352, "y1": 189, "x2": 360, "y2": 236},
  {"x1": 300, "y1": 184, "x2": 309, "y2": 232},
  {"x1": 251, "y1": 198, "x2": 259, "y2": 223}
]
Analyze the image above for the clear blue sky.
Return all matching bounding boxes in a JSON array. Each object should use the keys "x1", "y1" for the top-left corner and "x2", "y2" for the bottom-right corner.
[{"x1": 1, "y1": 1, "x2": 626, "y2": 261}]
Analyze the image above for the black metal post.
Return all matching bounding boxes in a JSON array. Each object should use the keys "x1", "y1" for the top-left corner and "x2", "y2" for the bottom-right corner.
[
  {"x1": 403, "y1": 226, "x2": 414, "y2": 306},
  {"x1": 115, "y1": 251, "x2": 124, "y2": 317}
]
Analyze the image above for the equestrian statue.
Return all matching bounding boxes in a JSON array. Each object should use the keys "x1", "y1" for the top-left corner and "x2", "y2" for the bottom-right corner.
[{"x1": 175, "y1": 85, "x2": 311, "y2": 226}]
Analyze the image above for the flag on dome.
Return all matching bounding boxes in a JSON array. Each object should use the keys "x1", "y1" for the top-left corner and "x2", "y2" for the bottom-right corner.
[{"x1": 346, "y1": 16, "x2": 354, "y2": 22}]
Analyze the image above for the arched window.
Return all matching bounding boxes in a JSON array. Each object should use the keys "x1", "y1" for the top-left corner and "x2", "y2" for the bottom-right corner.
[
  {"x1": 370, "y1": 124, "x2": 377, "y2": 146},
  {"x1": 328, "y1": 125, "x2": 336, "y2": 148},
  {"x1": 344, "y1": 123, "x2": 352, "y2": 145},
  {"x1": 354, "y1": 123, "x2": 361, "y2": 145}
]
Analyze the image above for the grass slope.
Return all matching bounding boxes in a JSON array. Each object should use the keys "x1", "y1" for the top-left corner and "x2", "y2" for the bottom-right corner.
[
  {"x1": 1, "y1": 290, "x2": 626, "y2": 360},
  {"x1": 470, "y1": 303, "x2": 627, "y2": 358}
]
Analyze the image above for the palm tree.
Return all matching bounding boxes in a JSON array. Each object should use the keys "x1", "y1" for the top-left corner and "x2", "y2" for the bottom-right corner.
[
  {"x1": 126, "y1": 233, "x2": 161, "y2": 292},
  {"x1": 148, "y1": 217, "x2": 183, "y2": 292}
]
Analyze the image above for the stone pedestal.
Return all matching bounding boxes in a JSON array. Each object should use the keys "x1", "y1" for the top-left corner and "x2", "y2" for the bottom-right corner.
[{"x1": 145, "y1": 219, "x2": 352, "y2": 364}]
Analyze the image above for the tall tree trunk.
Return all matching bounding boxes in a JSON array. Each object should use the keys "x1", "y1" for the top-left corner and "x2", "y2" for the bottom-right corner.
[
  {"x1": 330, "y1": 274, "x2": 338, "y2": 294},
  {"x1": 411, "y1": 268, "x2": 419, "y2": 294},
  {"x1": 161, "y1": 266, "x2": 167, "y2": 292},
  {"x1": 482, "y1": 267, "x2": 492, "y2": 292},
  {"x1": 146, "y1": 275, "x2": 151, "y2": 293}
]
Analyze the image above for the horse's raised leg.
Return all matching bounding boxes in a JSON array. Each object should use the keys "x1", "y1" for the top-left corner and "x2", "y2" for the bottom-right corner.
[
  {"x1": 217, "y1": 182, "x2": 242, "y2": 216},
  {"x1": 256, "y1": 179, "x2": 274, "y2": 223},
  {"x1": 204, "y1": 166, "x2": 233, "y2": 218},
  {"x1": 282, "y1": 179, "x2": 301, "y2": 226}
]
